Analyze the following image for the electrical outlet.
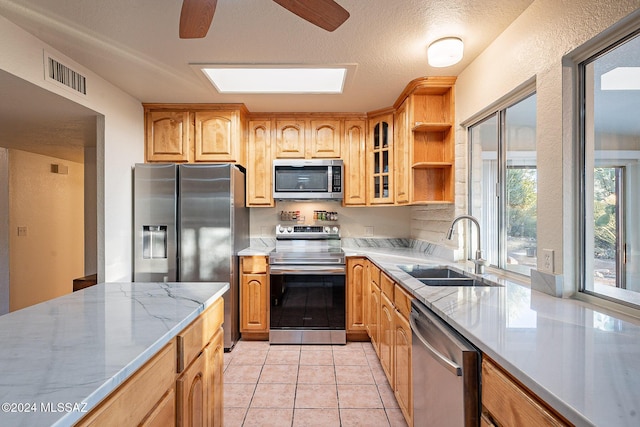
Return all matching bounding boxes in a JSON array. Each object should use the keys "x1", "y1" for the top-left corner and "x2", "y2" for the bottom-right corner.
[
  {"x1": 17, "y1": 226, "x2": 27, "y2": 237},
  {"x1": 364, "y1": 226, "x2": 374, "y2": 237},
  {"x1": 541, "y1": 249, "x2": 554, "y2": 273}
]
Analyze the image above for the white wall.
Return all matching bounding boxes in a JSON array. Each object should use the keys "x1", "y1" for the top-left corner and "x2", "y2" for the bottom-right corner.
[
  {"x1": 453, "y1": 0, "x2": 640, "y2": 295},
  {"x1": 0, "y1": 15, "x2": 144, "y2": 282},
  {"x1": 8, "y1": 150, "x2": 84, "y2": 310}
]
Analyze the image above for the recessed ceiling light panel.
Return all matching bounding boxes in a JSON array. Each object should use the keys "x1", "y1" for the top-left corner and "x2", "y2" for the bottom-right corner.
[{"x1": 200, "y1": 66, "x2": 348, "y2": 94}]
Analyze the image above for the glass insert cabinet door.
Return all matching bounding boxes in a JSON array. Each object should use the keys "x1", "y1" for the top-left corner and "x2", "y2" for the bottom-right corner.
[{"x1": 369, "y1": 113, "x2": 394, "y2": 204}]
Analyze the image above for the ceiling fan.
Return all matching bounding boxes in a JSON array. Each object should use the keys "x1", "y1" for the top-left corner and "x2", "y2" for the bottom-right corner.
[{"x1": 179, "y1": 0, "x2": 350, "y2": 38}]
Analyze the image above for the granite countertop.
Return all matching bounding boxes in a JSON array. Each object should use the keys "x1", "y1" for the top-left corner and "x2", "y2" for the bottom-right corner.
[
  {"x1": 240, "y1": 245, "x2": 640, "y2": 426},
  {"x1": 0, "y1": 281, "x2": 229, "y2": 427}
]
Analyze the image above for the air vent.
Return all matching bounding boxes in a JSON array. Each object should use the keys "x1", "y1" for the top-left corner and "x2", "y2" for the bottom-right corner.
[{"x1": 44, "y1": 52, "x2": 87, "y2": 96}]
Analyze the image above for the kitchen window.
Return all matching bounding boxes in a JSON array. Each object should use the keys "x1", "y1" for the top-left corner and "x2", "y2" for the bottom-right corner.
[
  {"x1": 579, "y1": 28, "x2": 640, "y2": 308},
  {"x1": 468, "y1": 91, "x2": 537, "y2": 276}
]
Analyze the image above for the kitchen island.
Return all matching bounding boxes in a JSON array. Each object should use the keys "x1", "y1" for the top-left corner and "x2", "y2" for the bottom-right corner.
[{"x1": 0, "y1": 281, "x2": 228, "y2": 427}]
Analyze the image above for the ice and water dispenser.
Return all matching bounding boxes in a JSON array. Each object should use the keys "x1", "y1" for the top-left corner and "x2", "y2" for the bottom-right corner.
[{"x1": 142, "y1": 225, "x2": 167, "y2": 259}]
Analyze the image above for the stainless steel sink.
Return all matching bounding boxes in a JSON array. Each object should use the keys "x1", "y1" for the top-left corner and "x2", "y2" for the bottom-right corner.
[
  {"x1": 418, "y1": 278, "x2": 489, "y2": 287},
  {"x1": 397, "y1": 264, "x2": 501, "y2": 287},
  {"x1": 398, "y1": 265, "x2": 467, "y2": 279}
]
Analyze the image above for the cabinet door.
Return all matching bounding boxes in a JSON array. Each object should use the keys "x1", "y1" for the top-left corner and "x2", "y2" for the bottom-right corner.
[
  {"x1": 368, "y1": 113, "x2": 394, "y2": 204},
  {"x1": 379, "y1": 291, "x2": 394, "y2": 385},
  {"x1": 194, "y1": 111, "x2": 236, "y2": 162},
  {"x1": 310, "y1": 120, "x2": 341, "y2": 158},
  {"x1": 140, "y1": 388, "x2": 176, "y2": 427},
  {"x1": 275, "y1": 120, "x2": 306, "y2": 158},
  {"x1": 482, "y1": 357, "x2": 570, "y2": 427},
  {"x1": 146, "y1": 111, "x2": 192, "y2": 162},
  {"x1": 247, "y1": 120, "x2": 274, "y2": 206},
  {"x1": 394, "y1": 310, "x2": 412, "y2": 426},
  {"x1": 394, "y1": 100, "x2": 410, "y2": 204},
  {"x1": 346, "y1": 257, "x2": 367, "y2": 336},
  {"x1": 342, "y1": 120, "x2": 367, "y2": 205},
  {"x1": 367, "y1": 263, "x2": 381, "y2": 355},
  {"x1": 240, "y1": 272, "x2": 269, "y2": 333},
  {"x1": 177, "y1": 352, "x2": 207, "y2": 427},
  {"x1": 206, "y1": 329, "x2": 224, "y2": 427}
]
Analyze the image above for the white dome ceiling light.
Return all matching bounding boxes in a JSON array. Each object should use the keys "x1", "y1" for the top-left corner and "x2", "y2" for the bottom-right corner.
[{"x1": 428, "y1": 37, "x2": 464, "y2": 68}]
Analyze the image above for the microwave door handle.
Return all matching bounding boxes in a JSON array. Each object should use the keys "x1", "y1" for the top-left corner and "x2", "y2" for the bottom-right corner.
[{"x1": 410, "y1": 314, "x2": 463, "y2": 376}]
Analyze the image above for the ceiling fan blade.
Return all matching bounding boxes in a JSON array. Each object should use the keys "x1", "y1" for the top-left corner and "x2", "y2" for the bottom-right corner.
[
  {"x1": 179, "y1": 0, "x2": 217, "y2": 39},
  {"x1": 272, "y1": 0, "x2": 350, "y2": 32}
]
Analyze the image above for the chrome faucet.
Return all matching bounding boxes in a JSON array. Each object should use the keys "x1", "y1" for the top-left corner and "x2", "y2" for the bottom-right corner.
[{"x1": 446, "y1": 215, "x2": 488, "y2": 274}]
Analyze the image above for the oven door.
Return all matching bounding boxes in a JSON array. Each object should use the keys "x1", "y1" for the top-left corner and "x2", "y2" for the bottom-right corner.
[{"x1": 269, "y1": 265, "x2": 346, "y2": 345}]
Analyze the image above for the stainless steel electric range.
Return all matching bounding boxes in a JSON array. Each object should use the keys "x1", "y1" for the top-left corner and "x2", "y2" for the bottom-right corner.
[{"x1": 268, "y1": 225, "x2": 346, "y2": 345}]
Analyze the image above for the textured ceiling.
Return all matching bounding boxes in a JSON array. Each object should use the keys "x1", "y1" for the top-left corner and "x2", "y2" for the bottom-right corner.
[{"x1": 0, "y1": 0, "x2": 534, "y2": 161}]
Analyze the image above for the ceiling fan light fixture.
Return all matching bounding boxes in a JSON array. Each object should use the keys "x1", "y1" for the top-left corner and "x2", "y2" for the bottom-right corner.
[{"x1": 427, "y1": 37, "x2": 464, "y2": 68}]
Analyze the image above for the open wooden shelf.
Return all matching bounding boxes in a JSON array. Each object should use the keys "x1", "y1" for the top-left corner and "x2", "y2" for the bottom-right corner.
[
  {"x1": 412, "y1": 161, "x2": 453, "y2": 169},
  {"x1": 412, "y1": 122, "x2": 451, "y2": 132}
]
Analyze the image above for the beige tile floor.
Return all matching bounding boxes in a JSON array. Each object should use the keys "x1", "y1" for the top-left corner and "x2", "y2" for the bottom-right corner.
[{"x1": 223, "y1": 340, "x2": 409, "y2": 427}]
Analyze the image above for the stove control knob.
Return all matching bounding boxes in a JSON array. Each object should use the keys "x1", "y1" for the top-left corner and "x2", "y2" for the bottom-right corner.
[
  {"x1": 332, "y1": 226, "x2": 339, "y2": 234},
  {"x1": 278, "y1": 226, "x2": 285, "y2": 233},
  {"x1": 324, "y1": 226, "x2": 330, "y2": 233},
  {"x1": 287, "y1": 227, "x2": 293, "y2": 233}
]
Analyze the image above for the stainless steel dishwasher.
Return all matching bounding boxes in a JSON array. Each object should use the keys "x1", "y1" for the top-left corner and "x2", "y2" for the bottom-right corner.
[{"x1": 411, "y1": 299, "x2": 480, "y2": 426}]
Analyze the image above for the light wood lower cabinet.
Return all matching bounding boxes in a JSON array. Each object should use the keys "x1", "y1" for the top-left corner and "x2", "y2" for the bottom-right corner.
[
  {"x1": 482, "y1": 356, "x2": 570, "y2": 427},
  {"x1": 393, "y1": 284, "x2": 413, "y2": 426},
  {"x1": 240, "y1": 256, "x2": 269, "y2": 340},
  {"x1": 76, "y1": 299, "x2": 224, "y2": 427},
  {"x1": 346, "y1": 257, "x2": 368, "y2": 340},
  {"x1": 367, "y1": 262, "x2": 381, "y2": 357},
  {"x1": 379, "y1": 290, "x2": 395, "y2": 385},
  {"x1": 176, "y1": 348, "x2": 207, "y2": 427},
  {"x1": 365, "y1": 264, "x2": 413, "y2": 427}
]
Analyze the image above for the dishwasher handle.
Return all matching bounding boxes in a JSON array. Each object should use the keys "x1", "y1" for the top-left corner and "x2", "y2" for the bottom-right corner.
[{"x1": 410, "y1": 313, "x2": 463, "y2": 376}]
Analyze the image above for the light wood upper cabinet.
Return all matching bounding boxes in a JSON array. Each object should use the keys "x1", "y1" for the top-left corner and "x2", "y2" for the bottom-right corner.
[
  {"x1": 342, "y1": 120, "x2": 367, "y2": 206},
  {"x1": 275, "y1": 119, "x2": 306, "y2": 158},
  {"x1": 393, "y1": 77, "x2": 456, "y2": 204},
  {"x1": 367, "y1": 111, "x2": 394, "y2": 205},
  {"x1": 394, "y1": 99, "x2": 410, "y2": 205},
  {"x1": 194, "y1": 111, "x2": 235, "y2": 162},
  {"x1": 309, "y1": 120, "x2": 341, "y2": 158},
  {"x1": 246, "y1": 120, "x2": 274, "y2": 207},
  {"x1": 144, "y1": 104, "x2": 246, "y2": 165},
  {"x1": 146, "y1": 111, "x2": 192, "y2": 162}
]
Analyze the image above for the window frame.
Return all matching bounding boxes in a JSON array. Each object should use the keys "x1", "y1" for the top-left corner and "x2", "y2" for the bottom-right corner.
[
  {"x1": 466, "y1": 86, "x2": 537, "y2": 277},
  {"x1": 577, "y1": 27, "x2": 640, "y2": 309}
]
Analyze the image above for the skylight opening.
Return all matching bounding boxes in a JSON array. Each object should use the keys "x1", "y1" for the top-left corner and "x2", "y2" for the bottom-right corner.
[{"x1": 201, "y1": 67, "x2": 348, "y2": 94}]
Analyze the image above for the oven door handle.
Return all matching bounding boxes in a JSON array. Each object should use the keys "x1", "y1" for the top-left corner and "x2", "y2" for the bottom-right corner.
[{"x1": 269, "y1": 265, "x2": 346, "y2": 275}]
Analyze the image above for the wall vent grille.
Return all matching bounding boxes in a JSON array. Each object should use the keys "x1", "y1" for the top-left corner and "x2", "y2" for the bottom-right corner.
[{"x1": 45, "y1": 54, "x2": 87, "y2": 96}]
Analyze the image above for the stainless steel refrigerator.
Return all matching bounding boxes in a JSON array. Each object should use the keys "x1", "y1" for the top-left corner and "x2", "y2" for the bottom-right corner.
[{"x1": 133, "y1": 163, "x2": 249, "y2": 350}]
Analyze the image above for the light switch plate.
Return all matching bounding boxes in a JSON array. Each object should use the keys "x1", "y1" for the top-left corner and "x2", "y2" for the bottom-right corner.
[{"x1": 541, "y1": 249, "x2": 554, "y2": 273}]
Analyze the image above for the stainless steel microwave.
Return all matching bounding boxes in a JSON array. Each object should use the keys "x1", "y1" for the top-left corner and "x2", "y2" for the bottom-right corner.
[{"x1": 273, "y1": 159, "x2": 343, "y2": 200}]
